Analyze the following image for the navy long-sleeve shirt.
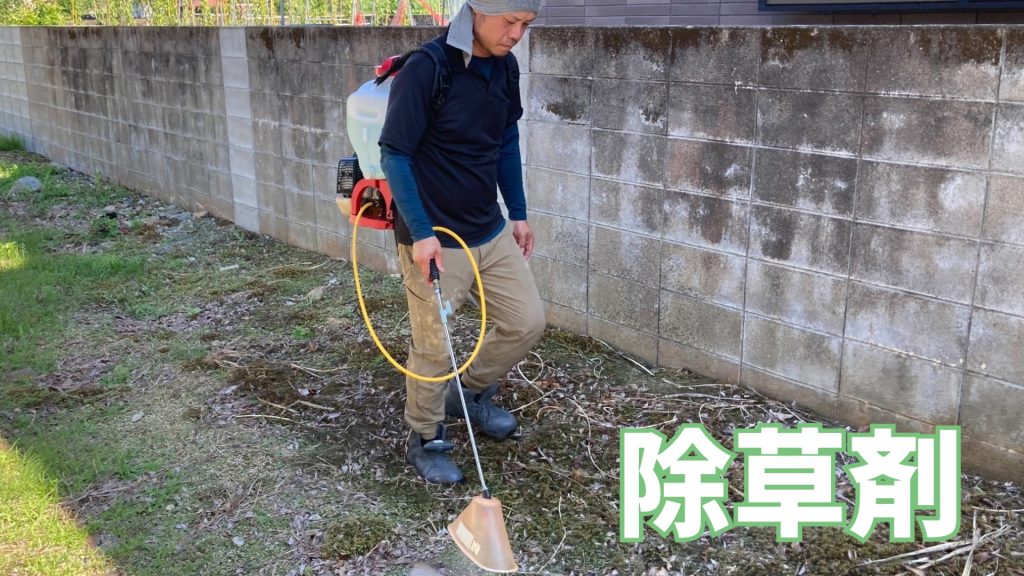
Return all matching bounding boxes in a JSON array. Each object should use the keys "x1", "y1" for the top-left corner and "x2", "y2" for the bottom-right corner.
[{"x1": 378, "y1": 33, "x2": 525, "y2": 248}]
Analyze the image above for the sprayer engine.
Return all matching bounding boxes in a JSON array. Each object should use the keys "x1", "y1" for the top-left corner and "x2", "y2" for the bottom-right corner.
[
  {"x1": 336, "y1": 54, "x2": 406, "y2": 230},
  {"x1": 336, "y1": 156, "x2": 395, "y2": 230}
]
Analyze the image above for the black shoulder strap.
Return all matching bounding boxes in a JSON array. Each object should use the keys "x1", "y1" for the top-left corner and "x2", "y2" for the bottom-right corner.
[
  {"x1": 418, "y1": 40, "x2": 452, "y2": 111},
  {"x1": 373, "y1": 39, "x2": 452, "y2": 113},
  {"x1": 505, "y1": 51, "x2": 520, "y2": 94}
]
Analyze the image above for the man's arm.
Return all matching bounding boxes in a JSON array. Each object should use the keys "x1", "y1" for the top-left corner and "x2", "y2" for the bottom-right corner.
[
  {"x1": 379, "y1": 53, "x2": 445, "y2": 281},
  {"x1": 496, "y1": 123, "x2": 534, "y2": 259}
]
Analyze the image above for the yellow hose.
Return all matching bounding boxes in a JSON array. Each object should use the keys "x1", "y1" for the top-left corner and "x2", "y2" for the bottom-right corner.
[{"x1": 351, "y1": 201, "x2": 486, "y2": 382}]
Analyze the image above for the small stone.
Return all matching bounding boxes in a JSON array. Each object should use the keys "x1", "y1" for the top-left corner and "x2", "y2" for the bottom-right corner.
[
  {"x1": 232, "y1": 536, "x2": 245, "y2": 547},
  {"x1": 8, "y1": 176, "x2": 42, "y2": 196},
  {"x1": 130, "y1": 412, "x2": 145, "y2": 422},
  {"x1": 6, "y1": 368, "x2": 34, "y2": 381}
]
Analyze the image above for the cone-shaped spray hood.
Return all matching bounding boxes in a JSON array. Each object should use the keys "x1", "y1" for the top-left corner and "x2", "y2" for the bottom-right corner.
[{"x1": 448, "y1": 494, "x2": 518, "y2": 573}]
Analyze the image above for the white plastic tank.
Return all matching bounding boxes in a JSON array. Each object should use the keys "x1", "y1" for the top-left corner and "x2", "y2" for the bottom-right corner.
[{"x1": 346, "y1": 76, "x2": 393, "y2": 180}]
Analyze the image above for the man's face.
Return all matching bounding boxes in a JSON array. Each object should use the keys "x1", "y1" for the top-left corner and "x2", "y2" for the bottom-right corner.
[{"x1": 471, "y1": 10, "x2": 536, "y2": 57}]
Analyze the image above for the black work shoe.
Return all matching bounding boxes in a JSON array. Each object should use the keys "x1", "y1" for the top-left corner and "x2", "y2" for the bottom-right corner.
[
  {"x1": 406, "y1": 425, "x2": 463, "y2": 485},
  {"x1": 445, "y1": 381, "x2": 518, "y2": 439}
]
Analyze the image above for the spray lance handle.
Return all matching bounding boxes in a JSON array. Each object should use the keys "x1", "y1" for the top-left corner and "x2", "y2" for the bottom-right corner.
[{"x1": 429, "y1": 258, "x2": 440, "y2": 283}]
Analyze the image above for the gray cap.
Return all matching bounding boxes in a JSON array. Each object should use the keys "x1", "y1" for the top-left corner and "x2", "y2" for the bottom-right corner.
[{"x1": 447, "y1": 0, "x2": 541, "y2": 55}]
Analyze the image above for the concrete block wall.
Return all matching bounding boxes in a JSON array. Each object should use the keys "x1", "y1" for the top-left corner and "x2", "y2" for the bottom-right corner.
[
  {"x1": 525, "y1": 26, "x2": 1024, "y2": 482},
  {"x1": 0, "y1": 25, "x2": 1022, "y2": 482},
  {"x1": 16, "y1": 27, "x2": 231, "y2": 218},
  {"x1": 534, "y1": 1, "x2": 1024, "y2": 26},
  {"x1": 2, "y1": 26, "x2": 438, "y2": 272},
  {"x1": 0, "y1": 28, "x2": 31, "y2": 149}
]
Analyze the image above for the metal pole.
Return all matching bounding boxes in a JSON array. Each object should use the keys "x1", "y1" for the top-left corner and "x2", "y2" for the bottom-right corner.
[{"x1": 430, "y1": 260, "x2": 490, "y2": 497}]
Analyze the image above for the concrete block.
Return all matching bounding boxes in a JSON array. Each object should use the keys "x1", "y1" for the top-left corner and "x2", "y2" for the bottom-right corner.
[
  {"x1": 961, "y1": 374, "x2": 1024, "y2": 449},
  {"x1": 529, "y1": 28, "x2": 594, "y2": 77},
  {"x1": 850, "y1": 224, "x2": 977, "y2": 303},
  {"x1": 590, "y1": 177, "x2": 664, "y2": 237},
  {"x1": 744, "y1": 315, "x2": 842, "y2": 391},
  {"x1": 760, "y1": 28, "x2": 868, "y2": 92},
  {"x1": 254, "y1": 151, "x2": 282, "y2": 187},
  {"x1": 316, "y1": 229, "x2": 348, "y2": 260},
  {"x1": 285, "y1": 191, "x2": 316, "y2": 227},
  {"x1": 961, "y1": 435, "x2": 1024, "y2": 485},
  {"x1": 525, "y1": 167, "x2": 589, "y2": 219},
  {"x1": 223, "y1": 86, "x2": 251, "y2": 120},
  {"x1": 259, "y1": 210, "x2": 289, "y2": 242},
  {"x1": 855, "y1": 162, "x2": 985, "y2": 237},
  {"x1": 252, "y1": 119, "x2": 282, "y2": 155},
  {"x1": 205, "y1": 196, "x2": 232, "y2": 221},
  {"x1": 757, "y1": 90, "x2": 862, "y2": 155},
  {"x1": 667, "y1": 84, "x2": 756, "y2": 144},
  {"x1": 976, "y1": 243, "x2": 1024, "y2": 317},
  {"x1": 544, "y1": 301, "x2": 588, "y2": 335},
  {"x1": 745, "y1": 258, "x2": 847, "y2": 334},
  {"x1": 983, "y1": 175, "x2": 1024, "y2": 246},
  {"x1": 287, "y1": 221, "x2": 319, "y2": 254},
  {"x1": 664, "y1": 191, "x2": 748, "y2": 255},
  {"x1": 591, "y1": 27, "x2": 671, "y2": 81},
  {"x1": 658, "y1": 339, "x2": 741, "y2": 385},
  {"x1": 280, "y1": 95, "x2": 309, "y2": 129},
  {"x1": 661, "y1": 241, "x2": 745, "y2": 309},
  {"x1": 529, "y1": 254, "x2": 588, "y2": 311},
  {"x1": 592, "y1": 129, "x2": 665, "y2": 188},
  {"x1": 227, "y1": 145, "x2": 255, "y2": 181},
  {"x1": 226, "y1": 116, "x2": 253, "y2": 151},
  {"x1": 660, "y1": 290, "x2": 742, "y2": 359},
  {"x1": 526, "y1": 121, "x2": 590, "y2": 175},
  {"x1": 669, "y1": 27, "x2": 759, "y2": 85},
  {"x1": 1002, "y1": 29, "x2": 1024, "y2": 102},
  {"x1": 280, "y1": 158, "x2": 311, "y2": 192},
  {"x1": 258, "y1": 184, "x2": 287, "y2": 218},
  {"x1": 835, "y1": 398, "x2": 937, "y2": 436},
  {"x1": 865, "y1": 28, "x2": 1001, "y2": 100},
  {"x1": 590, "y1": 271, "x2": 659, "y2": 333},
  {"x1": 529, "y1": 211, "x2": 589, "y2": 264},
  {"x1": 740, "y1": 366, "x2": 837, "y2": 419},
  {"x1": 666, "y1": 139, "x2": 752, "y2": 199},
  {"x1": 589, "y1": 316, "x2": 658, "y2": 365},
  {"x1": 590, "y1": 226, "x2": 660, "y2": 285},
  {"x1": 846, "y1": 282, "x2": 969, "y2": 367},
  {"x1": 752, "y1": 148, "x2": 856, "y2": 217},
  {"x1": 231, "y1": 174, "x2": 257, "y2": 208},
  {"x1": 993, "y1": 103, "x2": 1024, "y2": 175},
  {"x1": 527, "y1": 75, "x2": 591, "y2": 125},
  {"x1": 315, "y1": 197, "x2": 346, "y2": 235},
  {"x1": 840, "y1": 340, "x2": 961, "y2": 424},
  {"x1": 222, "y1": 56, "x2": 249, "y2": 89},
  {"x1": 862, "y1": 96, "x2": 994, "y2": 170},
  {"x1": 592, "y1": 79, "x2": 666, "y2": 135},
  {"x1": 749, "y1": 206, "x2": 851, "y2": 275}
]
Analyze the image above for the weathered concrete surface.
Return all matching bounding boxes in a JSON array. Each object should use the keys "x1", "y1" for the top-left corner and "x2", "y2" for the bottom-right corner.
[{"x1": 4, "y1": 24, "x2": 1024, "y2": 482}]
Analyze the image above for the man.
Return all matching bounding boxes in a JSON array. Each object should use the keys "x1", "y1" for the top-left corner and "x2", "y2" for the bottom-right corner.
[{"x1": 379, "y1": 0, "x2": 545, "y2": 485}]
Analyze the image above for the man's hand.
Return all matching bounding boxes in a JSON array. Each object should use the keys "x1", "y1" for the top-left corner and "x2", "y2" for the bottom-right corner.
[
  {"x1": 412, "y1": 236, "x2": 443, "y2": 283},
  {"x1": 511, "y1": 220, "x2": 534, "y2": 259}
]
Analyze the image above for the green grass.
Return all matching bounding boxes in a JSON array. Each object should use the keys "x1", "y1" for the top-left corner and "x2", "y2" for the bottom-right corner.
[
  {"x1": 0, "y1": 224, "x2": 148, "y2": 374},
  {"x1": 0, "y1": 440, "x2": 114, "y2": 576},
  {"x1": 6, "y1": 406, "x2": 160, "y2": 494},
  {"x1": 0, "y1": 134, "x2": 24, "y2": 152}
]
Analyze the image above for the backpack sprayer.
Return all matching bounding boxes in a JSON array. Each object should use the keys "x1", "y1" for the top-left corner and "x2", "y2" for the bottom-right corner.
[{"x1": 338, "y1": 53, "x2": 519, "y2": 573}]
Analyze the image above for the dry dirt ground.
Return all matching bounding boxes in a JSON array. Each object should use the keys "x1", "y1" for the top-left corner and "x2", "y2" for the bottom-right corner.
[{"x1": 1, "y1": 151, "x2": 1022, "y2": 575}]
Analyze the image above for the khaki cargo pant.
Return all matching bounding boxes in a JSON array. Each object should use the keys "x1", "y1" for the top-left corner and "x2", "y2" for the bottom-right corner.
[{"x1": 398, "y1": 223, "x2": 546, "y2": 439}]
